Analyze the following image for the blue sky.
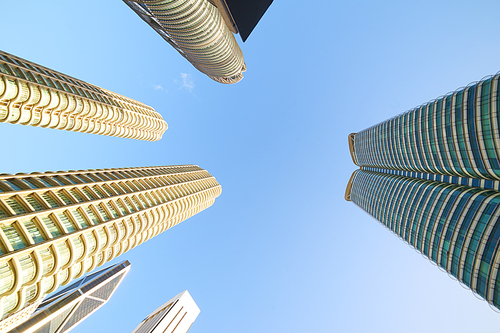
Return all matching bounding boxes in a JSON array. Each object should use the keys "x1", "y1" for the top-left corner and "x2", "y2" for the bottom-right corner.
[{"x1": 2, "y1": 1, "x2": 500, "y2": 332}]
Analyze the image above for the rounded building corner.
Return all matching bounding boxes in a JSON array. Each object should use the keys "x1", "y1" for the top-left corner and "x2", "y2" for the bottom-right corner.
[{"x1": 348, "y1": 133, "x2": 359, "y2": 166}]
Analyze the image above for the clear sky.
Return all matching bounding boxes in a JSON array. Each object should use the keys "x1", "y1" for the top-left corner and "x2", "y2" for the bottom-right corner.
[{"x1": 1, "y1": 1, "x2": 500, "y2": 332}]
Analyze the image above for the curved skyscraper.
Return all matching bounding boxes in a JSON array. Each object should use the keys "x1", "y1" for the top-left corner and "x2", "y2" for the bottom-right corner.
[
  {"x1": 0, "y1": 165, "x2": 221, "y2": 323},
  {"x1": 124, "y1": 0, "x2": 247, "y2": 84},
  {"x1": 346, "y1": 72, "x2": 500, "y2": 311},
  {"x1": 0, "y1": 50, "x2": 168, "y2": 141}
]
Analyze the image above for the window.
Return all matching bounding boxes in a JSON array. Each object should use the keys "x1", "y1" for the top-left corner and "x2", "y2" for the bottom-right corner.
[
  {"x1": 69, "y1": 189, "x2": 85, "y2": 203},
  {"x1": 92, "y1": 187, "x2": 105, "y2": 199},
  {"x1": 81, "y1": 188, "x2": 96, "y2": 200},
  {"x1": 96, "y1": 204, "x2": 110, "y2": 222},
  {"x1": 41, "y1": 193, "x2": 59, "y2": 208},
  {"x1": 72, "y1": 209, "x2": 88, "y2": 228},
  {"x1": 40, "y1": 215, "x2": 61, "y2": 237},
  {"x1": 5, "y1": 197, "x2": 27, "y2": 215},
  {"x1": 2, "y1": 224, "x2": 25, "y2": 250},
  {"x1": 0, "y1": 206, "x2": 7, "y2": 219},
  {"x1": 23, "y1": 219, "x2": 45, "y2": 243},
  {"x1": 5, "y1": 181, "x2": 22, "y2": 191},
  {"x1": 105, "y1": 202, "x2": 119, "y2": 218},
  {"x1": 56, "y1": 212, "x2": 76, "y2": 233},
  {"x1": 25, "y1": 195, "x2": 44, "y2": 211},
  {"x1": 85, "y1": 207, "x2": 100, "y2": 225},
  {"x1": 57, "y1": 191, "x2": 73, "y2": 205}
]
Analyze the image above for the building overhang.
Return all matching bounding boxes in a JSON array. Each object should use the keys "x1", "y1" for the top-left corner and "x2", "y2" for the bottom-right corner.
[
  {"x1": 348, "y1": 133, "x2": 359, "y2": 166},
  {"x1": 210, "y1": 0, "x2": 273, "y2": 42},
  {"x1": 208, "y1": 0, "x2": 238, "y2": 34}
]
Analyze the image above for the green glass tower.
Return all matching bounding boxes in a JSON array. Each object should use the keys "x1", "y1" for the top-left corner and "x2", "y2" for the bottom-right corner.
[{"x1": 346, "y1": 72, "x2": 500, "y2": 311}]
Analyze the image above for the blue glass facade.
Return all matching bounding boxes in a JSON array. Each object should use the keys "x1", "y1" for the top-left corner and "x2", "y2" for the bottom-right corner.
[
  {"x1": 352, "y1": 73, "x2": 500, "y2": 181},
  {"x1": 346, "y1": 72, "x2": 500, "y2": 311}
]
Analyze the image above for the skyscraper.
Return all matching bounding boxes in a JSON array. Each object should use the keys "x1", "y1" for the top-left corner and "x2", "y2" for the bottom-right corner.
[
  {"x1": 0, "y1": 299, "x2": 41, "y2": 333},
  {"x1": 132, "y1": 290, "x2": 200, "y2": 333},
  {"x1": 346, "y1": 72, "x2": 500, "y2": 311},
  {"x1": 0, "y1": 50, "x2": 167, "y2": 141},
  {"x1": 8, "y1": 260, "x2": 130, "y2": 333},
  {"x1": 123, "y1": 0, "x2": 273, "y2": 84},
  {"x1": 0, "y1": 165, "x2": 221, "y2": 323}
]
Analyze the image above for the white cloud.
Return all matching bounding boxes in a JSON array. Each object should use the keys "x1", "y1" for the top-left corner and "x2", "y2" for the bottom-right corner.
[
  {"x1": 150, "y1": 83, "x2": 167, "y2": 93},
  {"x1": 180, "y1": 72, "x2": 195, "y2": 91}
]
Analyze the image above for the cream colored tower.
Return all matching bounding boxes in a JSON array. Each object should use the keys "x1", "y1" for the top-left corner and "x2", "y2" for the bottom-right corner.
[
  {"x1": 0, "y1": 50, "x2": 168, "y2": 141},
  {"x1": 0, "y1": 165, "x2": 221, "y2": 324},
  {"x1": 124, "y1": 0, "x2": 246, "y2": 84},
  {"x1": 132, "y1": 290, "x2": 200, "y2": 333}
]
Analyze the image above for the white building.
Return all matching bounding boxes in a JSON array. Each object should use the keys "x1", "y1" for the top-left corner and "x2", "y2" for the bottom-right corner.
[{"x1": 132, "y1": 291, "x2": 200, "y2": 333}]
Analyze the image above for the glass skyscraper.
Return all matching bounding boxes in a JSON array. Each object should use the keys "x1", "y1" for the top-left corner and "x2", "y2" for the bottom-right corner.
[
  {"x1": 0, "y1": 50, "x2": 167, "y2": 141},
  {"x1": 8, "y1": 260, "x2": 130, "y2": 333},
  {"x1": 346, "y1": 72, "x2": 500, "y2": 311},
  {"x1": 0, "y1": 165, "x2": 221, "y2": 324}
]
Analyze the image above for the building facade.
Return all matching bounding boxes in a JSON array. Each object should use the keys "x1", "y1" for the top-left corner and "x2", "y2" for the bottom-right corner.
[
  {"x1": 0, "y1": 50, "x2": 167, "y2": 141},
  {"x1": 8, "y1": 260, "x2": 130, "y2": 333},
  {"x1": 132, "y1": 290, "x2": 200, "y2": 333},
  {"x1": 0, "y1": 299, "x2": 41, "y2": 333},
  {"x1": 123, "y1": 0, "x2": 247, "y2": 84},
  {"x1": 0, "y1": 165, "x2": 221, "y2": 323},
  {"x1": 346, "y1": 72, "x2": 500, "y2": 311}
]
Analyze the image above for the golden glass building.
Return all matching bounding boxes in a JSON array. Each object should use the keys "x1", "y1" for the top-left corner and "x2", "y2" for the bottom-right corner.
[
  {"x1": 0, "y1": 165, "x2": 221, "y2": 323},
  {"x1": 124, "y1": 0, "x2": 247, "y2": 84},
  {"x1": 346, "y1": 72, "x2": 500, "y2": 311},
  {"x1": 0, "y1": 50, "x2": 168, "y2": 141}
]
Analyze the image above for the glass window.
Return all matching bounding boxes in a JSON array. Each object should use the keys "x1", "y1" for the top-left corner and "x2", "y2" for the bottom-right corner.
[
  {"x1": 116, "y1": 200, "x2": 127, "y2": 215},
  {"x1": 56, "y1": 212, "x2": 76, "y2": 233},
  {"x1": 40, "y1": 215, "x2": 61, "y2": 237},
  {"x1": 36, "y1": 178, "x2": 54, "y2": 187},
  {"x1": 124, "y1": 198, "x2": 135, "y2": 213},
  {"x1": 40, "y1": 193, "x2": 59, "y2": 208},
  {"x1": 71, "y1": 209, "x2": 88, "y2": 228},
  {"x1": 57, "y1": 191, "x2": 73, "y2": 205},
  {"x1": 0, "y1": 205, "x2": 7, "y2": 219},
  {"x1": 105, "y1": 202, "x2": 119, "y2": 218},
  {"x1": 111, "y1": 184, "x2": 122, "y2": 195},
  {"x1": 2, "y1": 224, "x2": 25, "y2": 250},
  {"x1": 6, "y1": 181, "x2": 22, "y2": 191},
  {"x1": 81, "y1": 188, "x2": 96, "y2": 200},
  {"x1": 55, "y1": 176, "x2": 74, "y2": 185},
  {"x1": 69, "y1": 189, "x2": 85, "y2": 203},
  {"x1": 39, "y1": 248, "x2": 54, "y2": 275},
  {"x1": 92, "y1": 187, "x2": 105, "y2": 198},
  {"x1": 85, "y1": 207, "x2": 99, "y2": 225},
  {"x1": 66, "y1": 175, "x2": 83, "y2": 184},
  {"x1": 23, "y1": 219, "x2": 45, "y2": 243},
  {"x1": 19, "y1": 254, "x2": 35, "y2": 284},
  {"x1": 45, "y1": 177, "x2": 64, "y2": 186},
  {"x1": 57, "y1": 242, "x2": 71, "y2": 266},
  {"x1": 25, "y1": 194, "x2": 44, "y2": 211},
  {"x1": 101, "y1": 185, "x2": 114, "y2": 197},
  {"x1": 96, "y1": 204, "x2": 110, "y2": 222},
  {"x1": 0, "y1": 63, "x2": 11, "y2": 75},
  {"x1": 131, "y1": 196, "x2": 142, "y2": 210},
  {"x1": 5, "y1": 197, "x2": 27, "y2": 215}
]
